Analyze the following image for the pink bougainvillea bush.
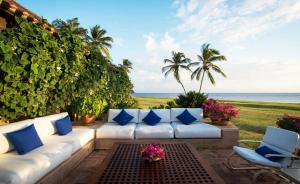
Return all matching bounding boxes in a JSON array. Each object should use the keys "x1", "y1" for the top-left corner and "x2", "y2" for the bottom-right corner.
[
  {"x1": 203, "y1": 99, "x2": 239, "y2": 122},
  {"x1": 140, "y1": 144, "x2": 165, "y2": 162},
  {"x1": 276, "y1": 115, "x2": 300, "y2": 134}
]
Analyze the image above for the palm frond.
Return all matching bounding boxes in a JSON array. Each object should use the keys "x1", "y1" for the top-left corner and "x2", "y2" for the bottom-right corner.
[
  {"x1": 211, "y1": 65, "x2": 226, "y2": 77},
  {"x1": 191, "y1": 67, "x2": 200, "y2": 80},
  {"x1": 188, "y1": 62, "x2": 200, "y2": 67},
  {"x1": 196, "y1": 68, "x2": 203, "y2": 80},
  {"x1": 209, "y1": 55, "x2": 227, "y2": 62},
  {"x1": 163, "y1": 68, "x2": 173, "y2": 78},
  {"x1": 207, "y1": 71, "x2": 216, "y2": 85},
  {"x1": 162, "y1": 65, "x2": 173, "y2": 73},
  {"x1": 164, "y1": 59, "x2": 174, "y2": 64}
]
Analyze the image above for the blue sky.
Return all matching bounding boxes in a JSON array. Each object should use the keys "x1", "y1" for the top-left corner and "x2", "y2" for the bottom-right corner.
[{"x1": 18, "y1": 0, "x2": 300, "y2": 93}]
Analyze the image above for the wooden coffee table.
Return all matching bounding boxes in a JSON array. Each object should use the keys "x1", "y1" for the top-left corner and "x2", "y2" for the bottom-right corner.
[{"x1": 91, "y1": 142, "x2": 225, "y2": 184}]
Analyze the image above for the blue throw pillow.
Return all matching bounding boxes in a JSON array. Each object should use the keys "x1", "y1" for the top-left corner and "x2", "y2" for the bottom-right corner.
[
  {"x1": 113, "y1": 109, "x2": 134, "y2": 126},
  {"x1": 176, "y1": 109, "x2": 197, "y2": 125},
  {"x1": 255, "y1": 146, "x2": 283, "y2": 162},
  {"x1": 6, "y1": 124, "x2": 43, "y2": 155},
  {"x1": 143, "y1": 110, "x2": 162, "y2": 126},
  {"x1": 55, "y1": 116, "x2": 72, "y2": 135}
]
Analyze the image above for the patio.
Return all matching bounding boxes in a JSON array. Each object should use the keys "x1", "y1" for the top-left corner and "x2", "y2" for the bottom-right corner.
[{"x1": 63, "y1": 147, "x2": 286, "y2": 184}]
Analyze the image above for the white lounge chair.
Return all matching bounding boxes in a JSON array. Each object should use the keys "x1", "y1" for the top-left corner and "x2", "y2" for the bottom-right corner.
[{"x1": 226, "y1": 126, "x2": 300, "y2": 183}]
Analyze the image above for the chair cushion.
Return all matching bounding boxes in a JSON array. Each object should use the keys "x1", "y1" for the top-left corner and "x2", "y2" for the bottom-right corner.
[
  {"x1": 0, "y1": 140, "x2": 73, "y2": 184},
  {"x1": 176, "y1": 109, "x2": 197, "y2": 125},
  {"x1": 108, "y1": 109, "x2": 139, "y2": 123},
  {"x1": 142, "y1": 110, "x2": 161, "y2": 125},
  {"x1": 135, "y1": 123, "x2": 174, "y2": 139},
  {"x1": 171, "y1": 108, "x2": 203, "y2": 122},
  {"x1": 112, "y1": 109, "x2": 134, "y2": 125},
  {"x1": 96, "y1": 122, "x2": 136, "y2": 139},
  {"x1": 263, "y1": 126, "x2": 300, "y2": 153},
  {"x1": 55, "y1": 116, "x2": 72, "y2": 135},
  {"x1": 47, "y1": 128, "x2": 94, "y2": 153},
  {"x1": 6, "y1": 124, "x2": 43, "y2": 155},
  {"x1": 139, "y1": 109, "x2": 171, "y2": 123},
  {"x1": 172, "y1": 122, "x2": 221, "y2": 138},
  {"x1": 233, "y1": 146, "x2": 282, "y2": 168},
  {"x1": 255, "y1": 146, "x2": 283, "y2": 162}
]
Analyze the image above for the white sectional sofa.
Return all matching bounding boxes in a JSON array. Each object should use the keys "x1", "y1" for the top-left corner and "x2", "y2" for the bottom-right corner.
[
  {"x1": 0, "y1": 112, "x2": 95, "y2": 184},
  {"x1": 95, "y1": 108, "x2": 231, "y2": 149}
]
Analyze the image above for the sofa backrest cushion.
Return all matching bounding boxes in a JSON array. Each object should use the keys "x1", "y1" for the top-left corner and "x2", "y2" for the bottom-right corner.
[
  {"x1": 33, "y1": 112, "x2": 69, "y2": 140},
  {"x1": 171, "y1": 108, "x2": 203, "y2": 122},
  {"x1": 108, "y1": 109, "x2": 139, "y2": 123},
  {"x1": 139, "y1": 109, "x2": 171, "y2": 123},
  {"x1": 0, "y1": 112, "x2": 68, "y2": 154},
  {"x1": 0, "y1": 119, "x2": 33, "y2": 154}
]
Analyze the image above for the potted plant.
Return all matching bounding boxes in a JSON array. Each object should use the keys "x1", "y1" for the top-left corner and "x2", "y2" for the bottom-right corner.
[
  {"x1": 75, "y1": 96, "x2": 107, "y2": 124},
  {"x1": 203, "y1": 99, "x2": 239, "y2": 125}
]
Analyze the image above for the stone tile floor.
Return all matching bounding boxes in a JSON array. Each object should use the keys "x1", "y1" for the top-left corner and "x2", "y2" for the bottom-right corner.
[{"x1": 63, "y1": 148, "x2": 288, "y2": 184}]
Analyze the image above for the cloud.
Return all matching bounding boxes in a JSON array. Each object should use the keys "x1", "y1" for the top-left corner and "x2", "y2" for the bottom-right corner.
[
  {"x1": 114, "y1": 37, "x2": 124, "y2": 47},
  {"x1": 175, "y1": 0, "x2": 300, "y2": 43},
  {"x1": 144, "y1": 32, "x2": 181, "y2": 53},
  {"x1": 144, "y1": 32, "x2": 157, "y2": 52}
]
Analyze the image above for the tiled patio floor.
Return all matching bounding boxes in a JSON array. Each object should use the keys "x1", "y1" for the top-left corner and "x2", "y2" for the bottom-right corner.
[{"x1": 63, "y1": 148, "x2": 288, "y2": 184}]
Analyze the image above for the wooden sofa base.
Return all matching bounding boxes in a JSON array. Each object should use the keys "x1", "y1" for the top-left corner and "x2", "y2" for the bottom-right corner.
[
  {"x1": 95, "y1": 125, "x2": 239, "y2": 150},
  {"x1": 37, "y1": 140, "x2": 95, "y2": 184}
]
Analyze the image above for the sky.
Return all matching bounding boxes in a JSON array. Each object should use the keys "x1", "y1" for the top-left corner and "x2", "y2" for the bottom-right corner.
[{"x1": 18, "y1": 0, "x2": 300, "y2": 93}]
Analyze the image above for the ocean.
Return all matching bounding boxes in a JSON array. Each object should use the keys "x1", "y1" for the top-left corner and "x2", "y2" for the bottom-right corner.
[{"x1": 133, "y1": 93, "x2": 300, "y2": 103}]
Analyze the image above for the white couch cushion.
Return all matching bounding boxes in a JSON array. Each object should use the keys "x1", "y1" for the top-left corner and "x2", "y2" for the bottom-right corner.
[
  {"x1": 108, "y1": 109, "x2": 139, "y2": 123},
  {"x1": 47, "y1": 128, "x2": 94, "y2": 153},
  {"x1": 0, "y1": 119, "x2": 33, "y2": 154},
  {"x1": 233, "y1": 146, "x2": 282, "y2": 168},
  {"x1": 171, "y1": 108, "x2": 203, "y2": 122},
  {"x1": 33, "y1": 112, "x2": 69, "y2": 140},
  {"x1": 138, "y1": 109, "x2": 171, "y2": 123},
  {"x1": 0, "y1": 140, "x2": 73, "y2": 184},
  {"x1": 96, "y1": 122, "x2": 136, "y2": 139},
  {"x1": 172, "y1": 122, "x2": 221, "y2": 138},
  {"x1": 135, "y1": 123, "x2": 174, "y2": 139}
]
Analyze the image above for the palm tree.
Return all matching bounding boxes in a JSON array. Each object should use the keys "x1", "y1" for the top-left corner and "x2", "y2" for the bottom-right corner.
[
  {"x1": 52, "y1": 18, "x2": 87, "y2": 37},
  {"x1": 162, "y1": 52, "x2": 191, "y2": 94},
  {"x1": 121, "y1": 59, "x2": 133, "y2": 73},
  {"x1": 88, "y1": 25, "x2": 113, "y2": 59},
  {"x1": 189, "y1": 43, "x2": 227, "y2": 93}
]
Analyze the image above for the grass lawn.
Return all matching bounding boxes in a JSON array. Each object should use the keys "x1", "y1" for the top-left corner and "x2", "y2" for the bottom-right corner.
[{"x1": 136, "y1": 97, "x2": 300, "y2": 145}]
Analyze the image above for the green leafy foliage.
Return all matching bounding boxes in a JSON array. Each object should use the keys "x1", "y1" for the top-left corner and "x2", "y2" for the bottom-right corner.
[
  {"x1": 150, "y1": 91, "x2": 207, "y2": 109},
  {"x1": 0, "y1": 17, "x2": 134, "y2": 122},
  {"x1": 175, "y1": 91, "x2": 208, "y2": 108},
  {"x1": 106, "y1": 65, "x2": 137, "y2": 109},
  {"x1": 0, "y1": 18, "x2": 84, "y2": 121}
]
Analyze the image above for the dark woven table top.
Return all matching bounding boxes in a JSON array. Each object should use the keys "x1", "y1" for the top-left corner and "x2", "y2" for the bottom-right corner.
[{"x1": 91, "y1": 143, "x2": 224, "y2": 184}]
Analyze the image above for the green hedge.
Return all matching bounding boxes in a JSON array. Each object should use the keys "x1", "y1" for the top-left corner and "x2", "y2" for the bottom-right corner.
[{"x1": 0, "y1": 17, "x2": 134, "y2": 122}]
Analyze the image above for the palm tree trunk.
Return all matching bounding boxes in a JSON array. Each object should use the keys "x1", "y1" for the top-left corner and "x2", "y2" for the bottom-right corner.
[
  {"x1": 178, "y1": 80, "x2": 187, "y2": 94},
  {"x1": 199, "y1": 71, "x2": 206, "y2": 93}
]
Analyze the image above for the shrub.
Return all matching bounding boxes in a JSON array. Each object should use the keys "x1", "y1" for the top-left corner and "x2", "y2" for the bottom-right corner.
[
  {"x1": 150, "y1": 100, "x2": 177, "y2": 109},
  {"x1": 175, "y1": 91, "x2": 208, "y2": 108},
  {"x1": 0, "y1": 18, "x2": 85, "y2": 121},
  {"x1": 276, "y1": 115, "x2": 300, "y2": 134},
  {"x1": 203, "y1": 99, "x2": 239, "y2": 122}
]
